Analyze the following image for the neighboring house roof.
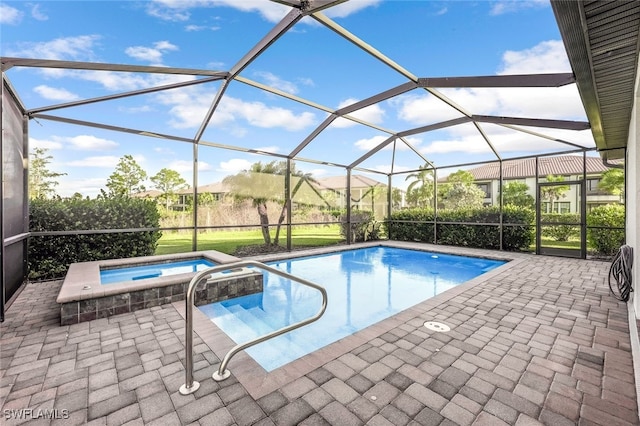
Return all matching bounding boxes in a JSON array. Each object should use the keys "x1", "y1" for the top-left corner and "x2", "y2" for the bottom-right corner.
[
  {"x1": 177, "y1": 182, "x2": 228, "y2": 195},
  {"x1": 464, "y1": 155, "x2": 623, "y2": 181},
  {"x1": 176, "y1": 175, "x2": 389, "y2": 197},
  {"x1": 315, "y1": 175, "x2": 385, "y2": 190},
  {"x1": 132, "y1": 189, "x2": 163, "y2": 198}
]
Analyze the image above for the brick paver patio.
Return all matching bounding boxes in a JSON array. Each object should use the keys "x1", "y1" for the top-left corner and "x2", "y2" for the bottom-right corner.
[{"x1": 1, "y1": 243, "x2": 638, "y2": 425}]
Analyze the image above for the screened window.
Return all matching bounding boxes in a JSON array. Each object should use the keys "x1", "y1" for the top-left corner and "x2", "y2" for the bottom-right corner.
[
  {"x1": 553, "y1": 202, "x2": 571, "y2": 214},
  {"x1": 476, "y1": 183, "x2": 491, "y2": 198}
]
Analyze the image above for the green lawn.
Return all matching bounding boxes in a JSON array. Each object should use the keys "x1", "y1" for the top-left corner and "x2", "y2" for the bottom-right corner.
[{"x1": 155, "y1": 225, "x2": 344, "y2": 255}]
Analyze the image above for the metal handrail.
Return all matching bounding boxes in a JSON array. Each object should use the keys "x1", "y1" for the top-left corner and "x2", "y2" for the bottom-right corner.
[{"x1": 179, "y1": 260, "x2": 328, "y2": 395}]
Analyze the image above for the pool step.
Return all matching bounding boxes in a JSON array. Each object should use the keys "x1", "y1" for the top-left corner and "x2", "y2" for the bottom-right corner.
[
  {"x1": 217, "y1": 303, "x2": 310, "y2": 360},
  {"x1": 226, "y1": 304, "x2": 276, "y2": 336},
  {"x1": 209, "y1": 303, "x2": 262, "y2": 342}
]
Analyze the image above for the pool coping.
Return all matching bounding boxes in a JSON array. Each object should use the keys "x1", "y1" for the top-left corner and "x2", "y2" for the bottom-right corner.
[
  {"x1": 57, "y1": 250, "x2": 240, "y2": 303},
  {"x1": 178, "y1": 241, "x2": 526, "y2": 399}
]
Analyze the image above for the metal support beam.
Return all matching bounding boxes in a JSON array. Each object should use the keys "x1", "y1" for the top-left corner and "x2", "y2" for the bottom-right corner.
[
  {"x1": 398, "y1": 116, "x2": 471, "y2": 137},
  {"x1": 27, "y1": 75, "x2": 225, "y2": 115},
  {"x1": 417, "y1": 73, "x2": 575, "y2": 88},
  {"x1": 229, "y1": 9, "x2": 303, "y2": 78},
  {"x1": 30, "y1": 114, "x2": 195, "y2": 144},
  {"x1": 348, "y1": 135, "x2": 396, "y2": 169},
  {"x1": 289, "y1": 114, "x2": 338, "y2": 158},
  {"x1": 335, "y1": 82, "x2": 417, "y2": 116},
  {"x1": 473, "y1": 122, "x2": 501, "y2": 161},
  {"x1": 194, "y1": 79, "x2": 230, "y2": 143},
  {"x1": 472, "y1": 114, "x2": 590, "y2": 130},
  {"x1": 1, "y1": 57, "x2": 228, "y2": 76}
]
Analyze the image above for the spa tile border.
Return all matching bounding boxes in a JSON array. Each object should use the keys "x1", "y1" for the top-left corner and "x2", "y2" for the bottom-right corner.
[{"x1": 62, "y1": 270, "x2": 263, "y2": 325}]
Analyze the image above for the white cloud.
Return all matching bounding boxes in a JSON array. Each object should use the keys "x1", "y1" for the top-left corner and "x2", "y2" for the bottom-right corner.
[
  {"x1": 33, "y1": 85, "x2": 79, "y2": 102},
  {"x1": 393, "y1": 92, "x2": 464, "y2": 125},
  {"x1": 30, "y1": 137, "x2": 63, "y2": 150},
  {"x1": 186, "y1": 24, "x2": 220, "y2": 31},
  {"x1": 57, "y1": 178, "x2": 106, "y2": 198},
  {"x1": 323, "y1": 0, "x2": 381, "y2": 18},
  {"x1": 333, "y1": 98, "x2": 385, "y2": 128},
  {"x1": 66, "y1": 156, "x2": 122, "y2": 168},
  {"x1": 489, "y1": 0, "x2": 548, "y2": 16},
  {"x1": 154, "y1": 147, "x2": 175, "y2": 155},
  {"x1": 354, "y1": 135, "x2": 392, "y2": 151},
  {"x1": 166, "y1": 159, "x2": 211, "y2": 172},
  {"x1": 254, "y1": 71, "x2": 299, "y2": 95},
  {"x1": 394, "y1": 40, "x2": 583, "y2": 128},
  {"x1": 125, "y1": 40, "x2": 178, "y2": 64},
  {"x1": 218, "y1": 158, "x2": 252, "y2": 173},
  {"x1": 158, "y1": 86, "x2": 317, "y2": 131},
  {"x1": 57, "y1": 69, "x2": 189, "y2": 93},
  {"x1": 8, "y1": 35, "x2": 101, "y2": 60},
  {"x1": 254, "y1": 146, "x2": 280, "y2": 154},
  {"x1": 499, "y1": 40, "x2": 570, "y2": 74},
  {"x1": 418, "y1": 124, "x2": 593, "y2": 156},
  {"x1": 31, "y1": 4, "x2": 48, "y2": 21},
  {"x1": 0, "y1": 4, "x2": 23, "y2": 24},
  {"x1": 118, "y1": 105, "x2": 154, "y2": 113},
  {"x1": 66, "y1": 135, "x2": 119, "y2": 151},
  {"x1": 147, "y1": 0, "x2": 378, "y2": 23},
  {"x1": 66, "y1": 154, "x2": 144, "y2": 168},
  {"x1": 307, "y1": 168, "x2": 327, "y2": 177}
]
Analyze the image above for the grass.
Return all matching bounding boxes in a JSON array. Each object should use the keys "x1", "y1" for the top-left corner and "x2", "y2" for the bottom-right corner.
[{"x1": 155, "y1": 225, "x2": 344, "y2": 255}]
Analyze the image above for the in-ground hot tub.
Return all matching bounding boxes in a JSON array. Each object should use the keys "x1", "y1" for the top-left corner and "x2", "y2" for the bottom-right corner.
[{"x1": 57, "y1": 251, "x2": 263, "y2": 325}]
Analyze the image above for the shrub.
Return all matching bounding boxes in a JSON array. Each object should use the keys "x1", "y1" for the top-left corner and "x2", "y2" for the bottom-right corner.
[
  {"x1": 384, "y1": 208, "x2": 435, "y2": 243},
  {"x1": 387, "y1": 205, "x2": 534, "y2": 251},
  {"x1": 540, "y1": 213, "x2": 580, "y2": 242},
  {"x1": 29, "y1": 197, "x2": 161, "y2": 280},
  {"x1": 587, "y1": 204, "x2": 625, "y2": 256},
  {"x1": 338, "y1": 210, "x2": 381, "y2": 242}
]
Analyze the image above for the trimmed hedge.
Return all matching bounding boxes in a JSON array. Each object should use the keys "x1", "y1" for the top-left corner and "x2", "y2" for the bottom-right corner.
[
  {"x1": 587, "y1": 204, "x2": 625, "y2": 256},
  {"x1": 540, "y1": 213, "x2": 580, "y2": 242},
  {"x1": 386, "y1": 205, "x2": 534, "y2": 251},
  {"x1": 29, "y1": 197, "x2": 161, "y2": 280}
]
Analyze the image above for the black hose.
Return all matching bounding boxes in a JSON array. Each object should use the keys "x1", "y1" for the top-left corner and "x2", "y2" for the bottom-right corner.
[{"x1": 608, "y1": 245, "x2": 634, "y2": 302}]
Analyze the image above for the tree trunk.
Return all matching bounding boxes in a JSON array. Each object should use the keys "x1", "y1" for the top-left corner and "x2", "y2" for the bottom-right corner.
[
  {"x1": 257, "y1": 202, "x2": 271, "y2": 245},
  {"x1": 273, "y1": 200, "x2": 289, "y2": 246}
]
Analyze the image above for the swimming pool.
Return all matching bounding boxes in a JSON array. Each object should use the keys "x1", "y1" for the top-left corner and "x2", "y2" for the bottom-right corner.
[
  {"x1": 100, "y1": 258, "x2": 216, "y2": 284},
  {"x1": 198, "y1": 246, "x2": 506, "y2": 371}
]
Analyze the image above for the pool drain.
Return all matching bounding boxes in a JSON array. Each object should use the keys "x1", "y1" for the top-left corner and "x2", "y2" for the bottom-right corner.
[{"x1": 424, "y1": 321, "x2": 450, "y2": 332}]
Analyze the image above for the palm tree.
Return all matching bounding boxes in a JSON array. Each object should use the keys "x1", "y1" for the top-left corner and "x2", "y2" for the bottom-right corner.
[
  {"x1": 273, "y1": 166, "x2": 322, "y2": 245},
  {"x1": 223, "y1": 161, "x2": 326, "y2": 246},
  {"x1": 405, "y1": 163, "x2": 435, "y2": 208}
]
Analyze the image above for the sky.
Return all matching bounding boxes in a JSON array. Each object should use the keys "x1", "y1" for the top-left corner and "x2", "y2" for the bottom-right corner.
[{"x1": 1, "y1": 0, "x2": 597, "y2": 198}]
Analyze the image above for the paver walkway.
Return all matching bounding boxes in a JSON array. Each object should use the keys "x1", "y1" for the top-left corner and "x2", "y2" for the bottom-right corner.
[{"x1": 1, "y1": 244, "x2": 638, "y2": 425}]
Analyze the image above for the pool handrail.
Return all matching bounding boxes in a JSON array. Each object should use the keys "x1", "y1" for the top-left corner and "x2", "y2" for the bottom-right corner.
[{"x1": 179, "y1": 259, "x2": 328, "y2": 395}]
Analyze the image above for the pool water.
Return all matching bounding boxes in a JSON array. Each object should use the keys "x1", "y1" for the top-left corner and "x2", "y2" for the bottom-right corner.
[
  {"x1": 100, "y1": 258, "x2": 216, "y2": 284},
  {"x1": 198, "y1": 246, "x2": 505, "y2": 371}
]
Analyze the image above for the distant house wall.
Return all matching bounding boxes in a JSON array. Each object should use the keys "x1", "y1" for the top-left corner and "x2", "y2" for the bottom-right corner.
[{"x1": 474, "y1": 169, "x2": 620, "y2": 214}]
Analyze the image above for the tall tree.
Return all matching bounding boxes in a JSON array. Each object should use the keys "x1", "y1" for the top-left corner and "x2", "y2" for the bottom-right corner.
[
  {"x1": 28, "y1": 147, "x2": 66, "y2": 199},
  {"x1": 540, "y1": 175, "x2": 569, "y2": 212},
  {"x1": 223, "y1": 161, "x2": 286, "y2": 245},
  {"x1": 405, "y1": 164, "x2": 435, "y2": 208},
  {"x1": 150, "y1": 168, "x2": 188, "y2": 210},
  {"x1": 106, "y1": 155, "x2": 147, "y2": 197},
  {"x1": 439, "y1": 169, "x2": 484, "y2": 210},
  {"x1": 223, "y1": 161, "x2": 324, "y2": 246},
  {"x1": 599, "y1": 168, "x2": 624, "y2": 202},
  {"x1": 501, "y1": 181, "x2": 534, "y2": 208},
  {"x1": 273, "y1": 165, "x2": 323, "y2": 245}
]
